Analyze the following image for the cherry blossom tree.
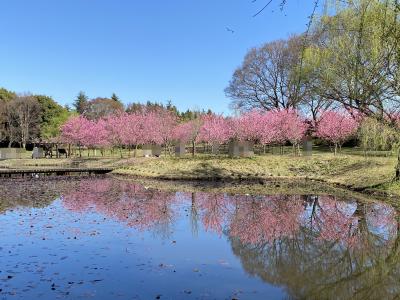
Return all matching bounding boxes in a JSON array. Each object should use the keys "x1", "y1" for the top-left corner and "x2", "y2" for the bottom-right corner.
[
  {"x1": 124, "y1": 112, "x2": 146, "y2": 156},
  {"x1": 316, "y1": 110, "x2": 359, "y2": 154},
  {"x1": 173, "y1": 118, "x2": 203, "y2": 156},
  {"x1": 198, "y1": 114, "x2": 232, "y2": 154},
  {"x1": 230, "y1": 111, "x2": 263, "y2": 142},
  {"x1": 140, "y1": 109, "x2": 177, "y2": 155},
  {"x1": 270, "y1": 109, "x2": 308, "y2": 155},
  {"x1": 104, "y1": 113, "x2": 127, "y2": 157},
  {"x1": 154, "y1": 109, "x2": 178, "y2": 155},
  {"x1": 82, "y1": 118, "x2": 109, "y2": 156},
  {"x1": 61, "y1": 116, "x2": 91, "y2": 157}
]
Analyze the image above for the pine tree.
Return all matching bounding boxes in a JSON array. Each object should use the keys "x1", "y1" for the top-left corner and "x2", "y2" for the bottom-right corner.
[
  {"x1": 111, "y1": 93, "x2": 121, "y2": 103},
  {"x1": 74, "y1": 91, "x2": 88, "y2": 114}
]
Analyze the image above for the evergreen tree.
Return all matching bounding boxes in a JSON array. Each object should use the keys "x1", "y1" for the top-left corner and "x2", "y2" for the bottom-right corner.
[
  {"x1": 111, "y1": 93, "x2": 121, "y2": 103},
  {"x1": 0, "y1": 88, "x2": 16, "y2": 102},
  {"x1": 73, "y1": 91, "x2": 88, "y2": 114}
]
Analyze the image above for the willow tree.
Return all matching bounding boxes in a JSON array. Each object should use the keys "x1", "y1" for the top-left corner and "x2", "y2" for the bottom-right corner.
[
  {"x1": 303, "y1": 0, "x2": 400, "y2": 177},
  {"x1": 304, "y1": 0, "x2": 399, "y2": 118}
]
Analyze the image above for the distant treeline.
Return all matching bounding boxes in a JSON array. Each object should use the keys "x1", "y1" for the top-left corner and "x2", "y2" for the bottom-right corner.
[{"x1": 0, "y1": 88, "x2": 213, "y2": 148}]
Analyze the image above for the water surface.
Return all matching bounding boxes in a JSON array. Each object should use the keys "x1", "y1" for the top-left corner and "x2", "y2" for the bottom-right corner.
[{"x1": 0, "y1": 177, "x2": 399, "y2": 299}]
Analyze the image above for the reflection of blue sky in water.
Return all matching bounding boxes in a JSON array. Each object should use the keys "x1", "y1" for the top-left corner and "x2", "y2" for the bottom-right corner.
[{"x1": 0, "y1": 177, "x2": 398, "y2": 299}]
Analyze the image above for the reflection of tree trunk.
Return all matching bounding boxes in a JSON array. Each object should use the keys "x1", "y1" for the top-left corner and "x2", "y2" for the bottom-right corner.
[
  {"x1": 190, "y1": 193, "x2": 198, "y2": 237},
  {"x1": 353, "y1": 203, "x2": 366, "y2": 218},
  {"x1": 310, "y1": 197, "x2": 319, "y2": 229}
]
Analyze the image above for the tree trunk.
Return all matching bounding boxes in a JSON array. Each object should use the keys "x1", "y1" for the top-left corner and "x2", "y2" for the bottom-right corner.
[
  {"x1": 192, "y1": 141, "x2": 195, "y2": 157},
  {"x1": 395, "y1": 148, "x2": 400, "y2": 180}
]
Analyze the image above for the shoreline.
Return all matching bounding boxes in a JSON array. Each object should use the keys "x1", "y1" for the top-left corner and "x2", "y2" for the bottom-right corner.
[
  {"x1": 110, "y1": 173, "x2": 400, "y2": 207},
  {"x1": 1, "y1": 153, "x2": 400, "y2": 205}
]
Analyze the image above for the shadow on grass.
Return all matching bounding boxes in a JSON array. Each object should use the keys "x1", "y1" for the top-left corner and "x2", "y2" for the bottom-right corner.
[
  {"x1": 168, "y1": 160, "x2": 265, "y2": 183},
  {"x1": 330, "y1": 160, "x2": 386, "y2": 177},
  {"x1": 178, "y1": 161, "x2": 226, "y2": 179}
]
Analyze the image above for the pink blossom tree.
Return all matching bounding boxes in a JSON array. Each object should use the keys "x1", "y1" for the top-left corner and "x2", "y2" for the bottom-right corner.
[
  {"x1": 173, "y1": 118, "x2": 203, "y2": 156},
  {"x1": 230, "y1": 111, "x2": 263, "y2": 142},
  {"x1": 198, "y1": 114, "x2": 232, "y2": 154},
  {"x1": 104, "y1": 113, "x2": 127, "y2": 157},
  {"x1": 82, "y1": 118, "x2": 109, "y2": 156},
  {"x1": 124, "y1": 112, "x2": 147, "y2": 156},
  {"x1": 271, "y1": 109, "x2": 308, "y2": 155},
  {"x1": 142, "y1": 109, "x2": 177, "y2": 156},
  {"x1": 316, "y1": 110, "x2": 359, "y2": 155},
  {"x1": 61, "y1": 116, "x2": 92, "y2": 157}
]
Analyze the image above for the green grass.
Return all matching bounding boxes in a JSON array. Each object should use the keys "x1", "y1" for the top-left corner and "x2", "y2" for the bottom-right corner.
[{"x1": 114, "y1": 152, "x2": 398, "y2": 193}]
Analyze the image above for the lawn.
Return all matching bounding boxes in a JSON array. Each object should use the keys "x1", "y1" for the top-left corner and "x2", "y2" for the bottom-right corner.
[{"x1": 114, "y1": 151, "x2": 399, "y2": 193}]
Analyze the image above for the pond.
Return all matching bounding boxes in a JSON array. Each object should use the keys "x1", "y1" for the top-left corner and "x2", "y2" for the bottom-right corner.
[{"x1": 0, "y1": 176, "x2": 399, "y2": 299}]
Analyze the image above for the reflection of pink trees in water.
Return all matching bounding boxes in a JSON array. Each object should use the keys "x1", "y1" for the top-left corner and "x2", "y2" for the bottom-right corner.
[
  {"x1": 305, "y1": 196, "x2": 398, "y2": 248},
  {"x1": 61, "y1": 178, "x2": 398, "y2": 248},
  {"x1": 62, "y1": 179, "x2": 113, "y2": 212},
  {"x1": 229, "y1": 196, "x2": 304, "y2": 244},
  {"x1": 366, "y1": 203, "x2": 398, "y2": 234},
  {"x1": 62, "y1": 179, "x2": 180, "y2": 235},
  {"x1": 313, "y1": 198, "x2": 362, "y2": 247},
  {"x1": 195, "y1": 193, "x2": 231, "y2": 234}
]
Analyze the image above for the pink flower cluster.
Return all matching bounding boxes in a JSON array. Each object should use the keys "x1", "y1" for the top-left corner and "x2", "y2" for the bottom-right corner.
[
  {"x1": 316, "y1": 110, "x2": 359, "y2": 148},
  {"x1": 60, "y1": 108, "x2": 360, "y2": 151},
  {"x1": 61, "y1": 109, "x2": 178, "y2": 148}
]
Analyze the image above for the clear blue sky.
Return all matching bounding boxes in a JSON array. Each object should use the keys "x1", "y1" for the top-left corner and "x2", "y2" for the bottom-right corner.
[{"x1": 0, "y1": 0, "x2": 316, "y2": 114}]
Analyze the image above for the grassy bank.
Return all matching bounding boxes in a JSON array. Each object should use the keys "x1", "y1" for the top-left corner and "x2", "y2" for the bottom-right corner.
[
  {"x1": 0, "y1": 156, "x2": 137, "y2": 169},
  {"x1": 113, "y1": 152, "x2": 400, "y2": 195},
  {"x1": 2, "y1": 149, "x2": 400, "y2": 198}
]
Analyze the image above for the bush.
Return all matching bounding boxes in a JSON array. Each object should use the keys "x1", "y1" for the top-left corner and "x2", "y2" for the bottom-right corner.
[{"x1": 358, "y1": 118, "x2": 399, "y2": 153}]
